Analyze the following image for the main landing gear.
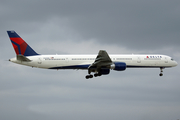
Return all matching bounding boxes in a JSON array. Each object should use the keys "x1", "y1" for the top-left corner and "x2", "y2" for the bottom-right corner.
[
  {"x1": 159, "y1": 67, "x2": 164, "y2": 76},
  {"x1": 85, "y1": 73, "x2": 102, "y2": 79},
  {"x1": 85, "y1": 74, "x2": 93, "y2": 79}
]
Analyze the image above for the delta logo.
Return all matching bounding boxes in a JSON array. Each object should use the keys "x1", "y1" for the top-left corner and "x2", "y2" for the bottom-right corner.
[{"x1": 146, "y1": 56, "x2": 162, "y2": 58}]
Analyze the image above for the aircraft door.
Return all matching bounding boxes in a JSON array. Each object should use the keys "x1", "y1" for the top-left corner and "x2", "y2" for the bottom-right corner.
[
  {"x1": 165, "y1": 57, "x2": 168, "y2": 63},
  {"x1": 38, "y1": 58, "x2": 42, "y2": 64},
  {"x1": 137, "y1": 57, "x2": 141, "y2": 63},
  {"x1": 66, "y1": 58, "x2": 69, "y2": 63}
]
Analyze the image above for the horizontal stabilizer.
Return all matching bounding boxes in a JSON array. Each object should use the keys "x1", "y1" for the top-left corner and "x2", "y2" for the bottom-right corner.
[{"x1": 17, "y1": 55, "x2": 31, "y2": 62}]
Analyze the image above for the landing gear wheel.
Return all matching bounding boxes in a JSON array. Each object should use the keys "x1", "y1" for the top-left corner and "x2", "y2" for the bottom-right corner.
[
  {"x1": 85, "y1": 74, "x2": 93, "y2": 79},
  {"x1": 94, "y1": 73, "x2": 102, "y2": 77},
  {"x1": 94, "y1": 73, "x2": 99, "y2": 77},
  {"x1": 94, "y1": 74, "x2": 98, "y2": 77},
  {"x1": 89, "y1": 75, "x2": 93, "y2": 78},
  {"x1": 159, "y1": 73, "x2": 163, "y2": 76},
  {"x1": 159, "y1": 67, "x2": 164, "y2": 77},
  {"x1": 85, "y1": 75, "x2": 89, "y2": 79}
]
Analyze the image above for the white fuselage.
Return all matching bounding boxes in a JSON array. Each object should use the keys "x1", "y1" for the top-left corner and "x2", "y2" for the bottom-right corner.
[{"x1": 10, "y1": 54, "x2": 178, "y2": 69}]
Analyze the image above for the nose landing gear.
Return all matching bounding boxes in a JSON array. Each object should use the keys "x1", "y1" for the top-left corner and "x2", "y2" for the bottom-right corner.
[{"x1": 159, "y1": 67, "x2": 164, "y2": 76}]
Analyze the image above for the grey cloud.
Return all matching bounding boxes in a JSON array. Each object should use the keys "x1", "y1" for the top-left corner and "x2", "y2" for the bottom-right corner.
[
  {"x1": 0, "y1": 0, "x2": 180, "y2": 120},
  {"x1": 1, "y1": 0, "x2": 180, "y2": 51}
]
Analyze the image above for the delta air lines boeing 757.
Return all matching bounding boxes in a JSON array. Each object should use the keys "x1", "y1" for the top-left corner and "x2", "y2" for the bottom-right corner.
[{"x1": 7, "y1": 31, "x2": 178, "y2": 79}]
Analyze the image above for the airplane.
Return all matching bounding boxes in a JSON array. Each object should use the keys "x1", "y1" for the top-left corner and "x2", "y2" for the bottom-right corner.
[{"x1": 7, "y1": 30, "x2": 178, "y2": 79}]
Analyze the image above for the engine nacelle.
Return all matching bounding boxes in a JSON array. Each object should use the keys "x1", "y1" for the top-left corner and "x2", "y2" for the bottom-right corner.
[
  {"x1": 99, "y1": 68, "x2": 110, "y2": 75},
  {"x1": 111, "y1": 62, "x2": 126, "y2": 71}
]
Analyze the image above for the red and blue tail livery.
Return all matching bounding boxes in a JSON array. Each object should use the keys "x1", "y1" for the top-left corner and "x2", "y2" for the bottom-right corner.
[{"x1": 7, "y1": 31, "x2": 39, "y2": 56}]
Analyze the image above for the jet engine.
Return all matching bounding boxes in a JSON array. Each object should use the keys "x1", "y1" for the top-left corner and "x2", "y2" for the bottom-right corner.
[
  {"x1": 99, "y1": 68, "x2": 110, "y2": 75},
  {"x1": 110, "y1": 62, "x2": 126, "y2": 71}
]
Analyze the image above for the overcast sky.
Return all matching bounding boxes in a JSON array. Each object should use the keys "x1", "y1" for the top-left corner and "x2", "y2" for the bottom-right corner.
[{"x1": 0, "y1": 0, "x2": 180, "y2": 120}]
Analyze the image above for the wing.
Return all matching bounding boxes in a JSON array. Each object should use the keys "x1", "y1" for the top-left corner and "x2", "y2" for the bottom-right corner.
[{"x1": 88, "y1": 50, "x2": 112, "y2": 74}]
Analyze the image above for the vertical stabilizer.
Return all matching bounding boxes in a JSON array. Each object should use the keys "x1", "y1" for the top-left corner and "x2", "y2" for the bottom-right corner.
[{"x1": 7, "y1": 31, "x2": 39, "y2": 56}]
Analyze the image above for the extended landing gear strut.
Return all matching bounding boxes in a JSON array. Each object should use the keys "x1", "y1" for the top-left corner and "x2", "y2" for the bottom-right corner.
[{"x1": 159, "y1": 67, "x2": 164, "y2": 76}]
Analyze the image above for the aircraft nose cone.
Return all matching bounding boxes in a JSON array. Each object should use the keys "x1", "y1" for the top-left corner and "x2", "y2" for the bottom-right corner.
[{"x1": 175, "y1": 61, "x2": 178, "y2": 66}]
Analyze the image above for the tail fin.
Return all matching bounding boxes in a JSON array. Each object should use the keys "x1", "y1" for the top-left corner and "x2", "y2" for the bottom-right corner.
[{"x1": 7, "y1": 31, "x2": 39, "y2": 56}]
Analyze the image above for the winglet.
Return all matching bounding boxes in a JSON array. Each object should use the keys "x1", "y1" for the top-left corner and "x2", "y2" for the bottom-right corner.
[{"x1": 7, "y1": 31, "x2": 39, "y2": 56}]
